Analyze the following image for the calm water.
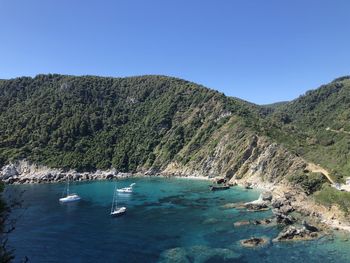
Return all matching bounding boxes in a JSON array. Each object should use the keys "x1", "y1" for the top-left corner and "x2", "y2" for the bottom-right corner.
[{"x1": 6, "y1": 178, "x2": 350, "y2": 262}]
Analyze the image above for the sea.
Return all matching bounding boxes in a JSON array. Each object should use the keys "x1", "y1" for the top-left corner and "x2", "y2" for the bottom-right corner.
[{"x1": 6, "y1": 177, "x2": 350, "y2": 262}]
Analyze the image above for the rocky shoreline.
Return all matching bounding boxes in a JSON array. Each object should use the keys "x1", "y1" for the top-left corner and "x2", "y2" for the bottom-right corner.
[
  {"x1": 229, "y1": 189, "x2": 327, "y2": 245},
  {"x1": 0, "y1": 160, "x2": 185, "y2": 185},
  {"x1": 1, "y1": 160, "x2": 350, "y2": 236}
]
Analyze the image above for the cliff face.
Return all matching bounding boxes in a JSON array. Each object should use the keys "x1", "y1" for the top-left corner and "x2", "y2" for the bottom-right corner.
[
  {"x1": 0, "y1": 74, "x2": 313, "y2": 190},
  {"x1": 163, "y1": 117, "x2": 307, "y2": 188}
]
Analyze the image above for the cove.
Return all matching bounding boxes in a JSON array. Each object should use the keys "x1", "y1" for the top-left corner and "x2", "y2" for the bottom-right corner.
[{"x1": 6, "y1": 177, "x2": 350, "y2": 262}]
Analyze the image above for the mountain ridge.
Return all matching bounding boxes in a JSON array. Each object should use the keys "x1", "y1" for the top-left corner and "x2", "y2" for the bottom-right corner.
[
  {"x1": 1, "y1": 74, "x2": 350, "y2": 213},
  {"x1": 1, "y1": 74, "x2": 349, "y2": 175}
]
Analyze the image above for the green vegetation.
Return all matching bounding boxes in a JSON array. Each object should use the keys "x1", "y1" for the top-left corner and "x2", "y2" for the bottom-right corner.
[
  {"x1": 1, "y1": 73, "x2": 350, "y2": 227},
  {"x1": 2, "y1": 73, "x2": 350, "y2": 259},
  {"x1": 1, "y1": 73, "x2": 349, "y2": 181},
  {"x1": 0, "y1": 74, "x2": 259, "y2": 172},
  {"x1": 314, "y1": 184, "x2": 350, "y2": 214},
  {"x1": 264, "y1": 77, "x2": 350, "y2": 181},
  {"x1": 287, "y1": 172, "x2": 326, "y2": 195}
]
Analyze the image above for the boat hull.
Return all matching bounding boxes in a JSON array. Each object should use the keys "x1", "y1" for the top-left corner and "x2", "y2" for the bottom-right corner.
[
  {"x1": 117, "y1": 189, "x2": 132, "y2": 193},
  {"x1": 111, "y1": 207, "x2": 127, "y2": 216},
  {"x1": 59, "y1": 195, "x2": 81, "y2": 203}
]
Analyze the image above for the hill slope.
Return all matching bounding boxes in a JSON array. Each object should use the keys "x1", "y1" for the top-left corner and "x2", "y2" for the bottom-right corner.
[
  {"x1": 1, "y1": 74, "x2": 350, "y2": 183},
  {"x1": 0, "y1": 74, "x2": 261, "y2": 172},
  {"x1": 3, "y1": 74, "x2": 350, "y2": 218},
  {"x1": 265, "y1": 76, "x2": 350, "y2": 181}
]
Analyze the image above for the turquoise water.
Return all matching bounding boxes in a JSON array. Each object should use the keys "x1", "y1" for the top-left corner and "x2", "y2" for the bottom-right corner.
[{"x1": 7, "y1": 178, "x2": 350, "y2": 262}]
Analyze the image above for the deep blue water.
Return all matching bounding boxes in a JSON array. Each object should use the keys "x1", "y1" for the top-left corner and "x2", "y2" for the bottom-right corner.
[{"x1": 6, "y1": 178, "x2": 350, "y2": 263}]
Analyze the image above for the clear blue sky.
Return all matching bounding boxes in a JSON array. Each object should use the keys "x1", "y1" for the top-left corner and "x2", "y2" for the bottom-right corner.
[{"x1": 0, "y1": 0, "x2": 349, "y2": 104}]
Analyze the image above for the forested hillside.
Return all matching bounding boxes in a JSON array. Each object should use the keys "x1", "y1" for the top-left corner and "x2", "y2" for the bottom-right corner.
[
  {"x1": 264, "y1": 76, "x2": 350, "y2": 181},
  {"x1": 1, "y1": 74, "x2": 349, "y2": 183},
  {"x1": 0, "y1": 74, "x2": 260, "y2": 172}
]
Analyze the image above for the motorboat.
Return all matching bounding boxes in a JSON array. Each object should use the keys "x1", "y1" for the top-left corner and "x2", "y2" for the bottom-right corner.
[{"x1": 117, "y1": 183, "x2": 136, "y2": 193}]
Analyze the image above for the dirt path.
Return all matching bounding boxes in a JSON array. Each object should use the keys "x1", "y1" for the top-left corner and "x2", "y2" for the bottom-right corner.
[
  {"x1": 307, "y1": 163, "x2": 335, "y2": 184},
  {"x1": 326, "y1": 127, "x2": 350, "y2": 135}
]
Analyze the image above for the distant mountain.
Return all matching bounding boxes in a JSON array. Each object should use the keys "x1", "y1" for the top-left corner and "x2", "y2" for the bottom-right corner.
[{"x1": 261, "y1": 101, "x2": 289, "y2": 110}]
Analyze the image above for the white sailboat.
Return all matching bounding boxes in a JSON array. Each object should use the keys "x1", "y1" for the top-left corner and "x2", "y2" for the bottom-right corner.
[
  {"x1": 117, "y1": 183, "x2": 136, "y2": 193},
  {"x1": 59, "y1": 176, "x2": 81, "y2": 203},
  {"x1": 111, "y1": 185, "x2": 126, "y2": 216}
]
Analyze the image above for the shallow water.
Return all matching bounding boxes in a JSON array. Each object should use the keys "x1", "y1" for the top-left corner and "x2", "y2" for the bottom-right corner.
[{"x1": 6, "y1": 178, "x2": 350, "y2": 262}]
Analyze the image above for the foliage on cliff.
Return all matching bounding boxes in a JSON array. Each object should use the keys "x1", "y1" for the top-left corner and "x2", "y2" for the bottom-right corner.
[
  {"x1": 263, "y1": 77, "x2": 350, "y2": 181},
  {"x1": 1, "y1": 74, "x2": 349, "y2": 182},
  {"x1": 0, "y1": 74, "x2": 260, "y2": 172}
]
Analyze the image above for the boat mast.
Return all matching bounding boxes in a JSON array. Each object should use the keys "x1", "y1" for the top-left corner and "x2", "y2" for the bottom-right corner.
[
  {"x1": 67, "y1": 176, "x2": 70, "y2": 196},
  {"x1": 111, "y1": 185, "x2": 116, "y2": 213}
]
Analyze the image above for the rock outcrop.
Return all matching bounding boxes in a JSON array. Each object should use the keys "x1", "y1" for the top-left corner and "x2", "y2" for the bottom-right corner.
[
  {"x1": 273, "y1": 226, "x2": 319, "y2": 242},
  {"x1": 240, "y1": 237, "x2": 268, "y2": 248},
  {"x1": 0, "y1": 160, "x2": 133, "y2": 184}
]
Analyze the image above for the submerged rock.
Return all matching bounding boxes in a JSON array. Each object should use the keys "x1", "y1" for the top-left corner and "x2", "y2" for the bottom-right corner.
[
  {"x1": 253, "y1": 218, "x2": 272, "y2": 225},
  {"x1": 188, "y1": 246, "x2": 241, "y2": 262},
  {"x1": 234, "y1": 220, "x2": 250, "y2": 227},
  {"x1": 159, "y1": 245, "x2": 241, "y2": 263},
  {"x1": 244, "y1": 196, "x2": 270, "y2": 211},
  {"x1": 240, "y1": 237, "x2": 268, "y2": 248},
  {"x1": 221, "y1": 202, "x2": 246, "y2": 210},
  {"x1": 202, "y1": 218, "x2": 220, "y2": 225},
  {"x1": 159, "y1": 247, "x2": 189, "y2": 263}
]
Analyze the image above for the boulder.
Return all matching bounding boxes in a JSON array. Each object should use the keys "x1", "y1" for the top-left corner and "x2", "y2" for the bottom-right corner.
[
  {"x1": 271, "y1": 198, "x2": 286, "y2": 209},
  {"x1": 244, "y1": 183, "x2": 253, "y2": 189},
  {"x1": 274, "y1": 212, "x2": 296, "y2": 225},
  {"x1": 253, "y1": 219, "x2": 272, "y2": 225},
  {"x1": 273, "y1": 226, "x2": 318, "y2": 242},
  {"x1": 215, "y1": 178, "x2": 227, "y2": 184},
  {"x1": 260, "y1": 191, "x2": 273, "y2": 201},
  {"x1": 245, "y1": 202, "x2": 269, "y2": 211},
  {"x1": 278, "y1": 204, "x2": 295, "y2": 214},
  {"x1": 106, "y1": 173, "x2": 114, "y2": 180},
  {"x1": 284, "y1": 192, "x2": 294, "y2": 200},
  {"x1": 240, "y1": 237, "x2": 268, "y2": 248},
  {"x1": 0, "y1": 164, "x2": 18, "y2": 180},
  {"x1": 228, "y1": 181, "x2": 237, "y2": 186},
  {"x1": 302, "y1": 220, "x2": 319, "y2": 232}
]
